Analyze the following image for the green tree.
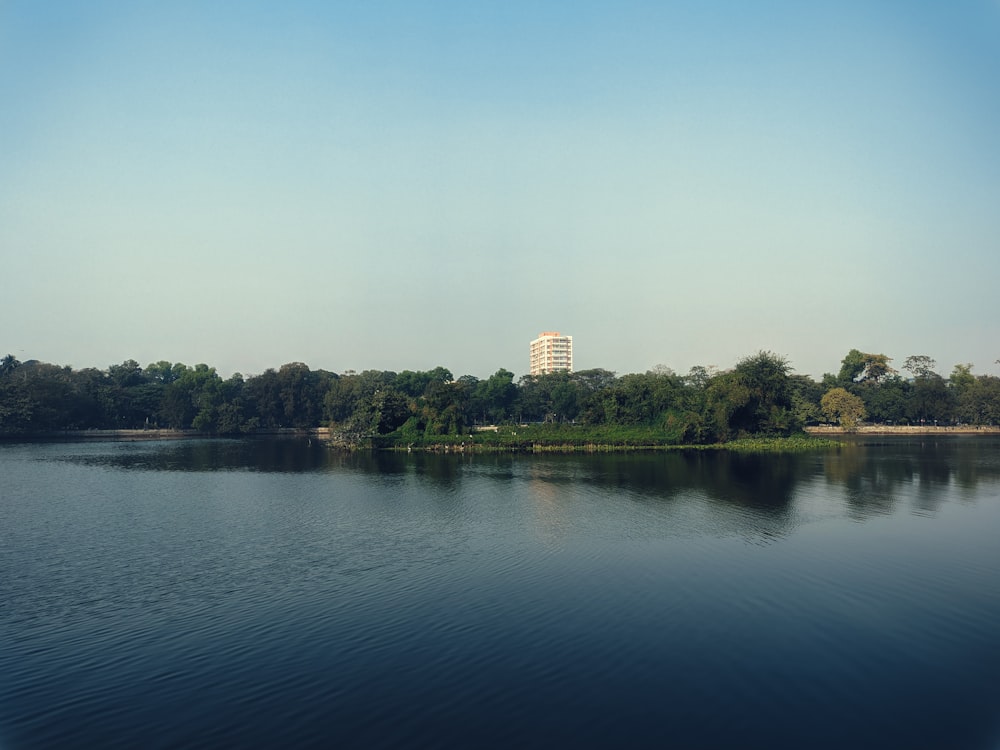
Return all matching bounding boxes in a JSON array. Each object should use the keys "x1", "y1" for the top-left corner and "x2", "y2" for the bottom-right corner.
[
  {"x1": 99, "y1": 359, "x2": 161, "y2": 428},
  {"x1": 0, "y1": 362, "x2": 78, "y2": 432},
  {"x1": 69, "y1": 368, "x2": 111, "y2": 428},
  {"x1": 276, "y1": 362, "x2": 330, "y2": 427},
  {"x1": 704, "y1": 371, "x2": 751, "y2": 441},
  {"x1": 144, "y1": 361, "x2": 181, "y2": 384},
  {"x1": 860, "y1": 376, "x2": 910, "y2": 424},
  {"x1": 821, "y1": 387, "x2": 867, "y2": 431},
  {"x1": 1, "y1": 354, "x2": 21, "y2": 377},
  {"x1": 573, "y1": 368, "x2": 617, "y2": 392},
  {"x1": 788, "y1": 374, "x2": 823, "y2": 426},
  {"x1": 608, "y1": 373, "x2": 656, "y2": 424},
  {"x1": 864, "y1": 352, "x2": 895, "y2": 383},
  {"x1": 244, "y1": 368, "x2": 283, "y2": 427},
  {"x1": 900, "y1": 356, "x2": 953, "y2": 424},
  {"x1": 837, "y1": 350, "x2": 895, "y2": 384},
  {"x1": 729, "y1": 351, "x2": 796, "y2": 435},
  {"x1": 479, "y1": 369, "x2": 517, "y2": 423},
  {"x1": 907, "y1": 373, "x2": 953, "y2": 424},
  {"x1": 684, "y1": 365, "x2": 716, "y2": 390},
  {"x1": 395, "y1": 370, "x2": 433, "y2": 398},
  {"x1": 420, "y1": 379, "x2": 471, "y2": 435},
  {"x1": 160, "y1": 364, "x2": 222, "y2": 430},
  {"x1": 836, "y1": 349, "x2": 867, "y2": 384},
  {"x1": 214, "y1": 373, "x2": 257, "y2": 434},
  {"x1": 371, "y1": 387, "x2": 411, "y2": 433},
  {"x1": 517, "y1": 371, "x2": 585, "y2": 423},
  {"x1": 107, "y1": 359, "x2": 144, "y2": 388},
  {"x1": 948, "y1": 363, "x2": 975, "y2": 402},
  {"x1": 550, "y1": 375, "x2": 581, "y2": 422},
  {"x1": 957, "y1": 375, "x2": 1000, "y2": 425},
  {"x1": 324, "y1": 370, "x2": 396, "y2": 433},
  {"x1": 903, "y1": 355, "x2": 937, "y2": 379}
]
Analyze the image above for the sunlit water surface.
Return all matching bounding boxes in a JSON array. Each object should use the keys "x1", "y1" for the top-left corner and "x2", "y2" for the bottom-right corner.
[{"x1": 2, "y1": 438, "x2": 999, "y2": 749}]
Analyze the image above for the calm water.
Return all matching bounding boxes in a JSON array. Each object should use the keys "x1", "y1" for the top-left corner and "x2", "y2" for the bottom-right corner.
[{"x1": 2, "y1": 438, "x2": 999, "y2": 749}]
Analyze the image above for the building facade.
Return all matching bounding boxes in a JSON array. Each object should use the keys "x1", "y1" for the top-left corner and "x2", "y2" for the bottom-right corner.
[{"x1": 529, "y1": 331, "x2": 573, "y2": 376}]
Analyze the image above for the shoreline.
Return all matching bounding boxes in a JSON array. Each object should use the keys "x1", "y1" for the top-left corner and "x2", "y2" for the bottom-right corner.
[
  {"x1": 0, "y1": 428, "x2": 332, "y2": 442},
  {"x1": 805, "y1": 425, "x2": 1000, "y2": 435},
  {"x1": 3, "y1": 425, "x2": 998, "y2": 446}
]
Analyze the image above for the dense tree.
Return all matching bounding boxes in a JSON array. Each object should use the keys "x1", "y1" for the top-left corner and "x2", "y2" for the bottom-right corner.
[
  {"x1": 821, "y1": 388, "x2": 867, "y2": 431},
  {"x1": 420, "y1": 379, "x2": 471, "y2": 435},
  {"x1": 704, "y1": 371, "x2": 751, "y2": 442},
  {"x1": 107, "y1": 359, "x2": 144, "y2": 388},
  {"x1": 214, "y1": 373, "x2": 258, "y2": 434},
  {"x1": 949, "y1": 364, "x2": 975, "y2": 400},
  {"x1": 907, "y1": 373, "x2": 953, "y2": 424},
  {"x1": 157, "y1": 364, "x2": 223, "y2": 430},
  {"x1": 957, "y1": 376, "x2": 1000, "y2": 425},
  {"x1": 729, "y1": 351, "x2": 796, "y2": 435},
  {"x1": 836, "y1": 349, "x2": 866, "y2": 384},
  {"x1": 395, "y1": 370, "x2": 432, "y2": 398},
  {"x1": 324, "y1": 370, "x2": 394, "y2": 432},
  {"x1": 1, "y1": 354, "x2": 21, "y2": 376},
  {"x1": 607, "y1": 373, "x2": 658, "y2": 425},
  {"x1": 517, "y1": 372, "x2": 581, "y2": 423},
  {"x1": 6, "y1": 350, "x2": 1000, "y2": 440},
  {"x1": 894, "y1": 355, "x2": 953, "y2": 424},
  {"x1": 479, "y1": 369, "x2": 517, "y2": 423},
  {"x1": 903, "y1": 355, "x2": 937, "y2": 379},
  {"x1": 573, "y1": 368, "x2": 617, "y2": 393},
  {"x1": 789, "y1": 374, "x2": 824, "y2": 426},
  {"x1": 859, "y1": 376, "x2": 910, "y2": 424},
  {"x1": 836, "y1": 349, "x2": 895, "y2": 385},
  {"x1": 274, "y1": 363, "x2": 331, "y2": 428},
  {"x1": 0, "y1": 362, "x2": 81, "y2": 432},
  {"x1": 394, "y1": 367, "x2": 452, "y2": 398},
  {"x1": 98, "y1": 360, "x2": 161, "y2": 428},
  {"x1": 684, "y1": 365, "x2": 715, "y2": 390},
  {"x1": 144, "y1": 361, "x2": 181, "y2": 384},
  {"x1": 244, "y1": 368, "x2": 283, "y2": 427},
  {"x1": 550, "y1": 375, "x2": 581, "y2": 422},
  {"x1": 371, "y1": 387, "x2": 411, "y2": 434}
]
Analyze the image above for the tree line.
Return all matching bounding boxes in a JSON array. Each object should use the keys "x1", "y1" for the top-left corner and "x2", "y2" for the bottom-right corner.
[{"x1": 2, "y1": 349, "x2": 999, "y2": 441}]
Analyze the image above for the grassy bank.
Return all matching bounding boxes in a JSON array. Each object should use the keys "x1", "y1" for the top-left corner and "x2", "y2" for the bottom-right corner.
[
  {"x1": 369, "y1": 424, "x2": 841, "y2": 453},
  {"x1": 806, "y1": 425, "x2": 1000, "y2": 435},
  {"x1": 706, "y1": 435, "x2": 843, "y2": 452}
]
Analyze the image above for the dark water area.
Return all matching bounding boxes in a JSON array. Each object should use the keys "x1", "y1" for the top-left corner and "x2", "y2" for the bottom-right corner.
[{"x1": 2, "y1": 438, "x2": 999, "y2": 749}]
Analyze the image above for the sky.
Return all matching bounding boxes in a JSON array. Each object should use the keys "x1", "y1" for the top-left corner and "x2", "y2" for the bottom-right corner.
[{"x1": 2, "y1": 1, "x2": 999, "y2": 380}]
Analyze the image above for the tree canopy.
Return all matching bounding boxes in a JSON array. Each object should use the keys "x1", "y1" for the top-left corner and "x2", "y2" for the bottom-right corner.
[{"x1": 3, "y1": 348, "x2": 1000, "y2": 440}]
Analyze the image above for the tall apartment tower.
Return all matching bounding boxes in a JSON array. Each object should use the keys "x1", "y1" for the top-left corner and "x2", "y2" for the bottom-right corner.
[{"x1": 529, "y1": 331, "x2": 573, "y2": 376}]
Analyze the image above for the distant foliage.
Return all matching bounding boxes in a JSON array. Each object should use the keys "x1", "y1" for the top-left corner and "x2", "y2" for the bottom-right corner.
[{"x1": 3, "y1": 348, "x2": 999, "y2": 440}]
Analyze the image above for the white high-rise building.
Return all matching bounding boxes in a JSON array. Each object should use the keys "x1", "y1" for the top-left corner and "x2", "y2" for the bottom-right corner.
[{"x1": 529, "y1": 332, "x2": 573, "y2": 376}]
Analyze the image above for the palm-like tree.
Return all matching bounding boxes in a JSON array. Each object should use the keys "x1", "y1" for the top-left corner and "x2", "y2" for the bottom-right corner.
[{"x1": 0, "y1": 354, "x2": 20, "y2": 376}]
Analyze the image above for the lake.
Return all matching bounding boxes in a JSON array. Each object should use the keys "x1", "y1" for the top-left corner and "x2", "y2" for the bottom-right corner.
[{"x1": 1, "y1": 437, "x2": 999, "y2": 749}]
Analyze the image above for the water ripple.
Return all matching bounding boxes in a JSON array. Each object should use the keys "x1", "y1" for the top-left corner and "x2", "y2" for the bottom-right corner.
[{"x1": 3, "y1": 441, "x2": 1000, "y2": 749}]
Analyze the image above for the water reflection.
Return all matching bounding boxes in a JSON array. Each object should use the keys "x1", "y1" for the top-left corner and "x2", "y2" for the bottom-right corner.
[
  {"x1": 45, "y1": 436, "x2": 1000, "y2": 527},
  {"x1": 7, "y1": 437, "x2": 1000, "y2": 750},
  {"x1": 46, "y1": 439, "x2": 414, "y2": 476},
  {"x1": 822, "y1": 437, "x2": 1000, "y2": 519},
  {"x1": 684, "y1": 451, "x2": 808, "y2": 512}
]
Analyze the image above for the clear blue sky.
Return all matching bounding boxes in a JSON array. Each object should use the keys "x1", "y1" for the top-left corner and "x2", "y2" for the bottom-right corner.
[{"x1": 3, "y1": 1, "x2": 999, "y2": 380}]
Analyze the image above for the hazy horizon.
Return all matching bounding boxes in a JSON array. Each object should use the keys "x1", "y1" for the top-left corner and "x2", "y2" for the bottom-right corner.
[{"x1": 3, "y1": 2, "x2": 999, "y2": 381}]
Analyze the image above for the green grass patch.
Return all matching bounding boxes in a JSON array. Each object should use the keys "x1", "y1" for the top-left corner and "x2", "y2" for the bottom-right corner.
[
  {"x1": 371, "y1": 425, "x2": 842, "y2": 453},
  {"x1": 700, "y1": 435, "x2": 844, "y2": 452}
]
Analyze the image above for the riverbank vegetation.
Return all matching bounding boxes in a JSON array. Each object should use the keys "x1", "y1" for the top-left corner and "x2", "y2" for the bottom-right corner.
[
  {"x1": 2, "y1": 349, "x2": 998, "y2": 447},
  {"x1": 372, "y1": 427, "x2": 842, "y2": 454}
]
